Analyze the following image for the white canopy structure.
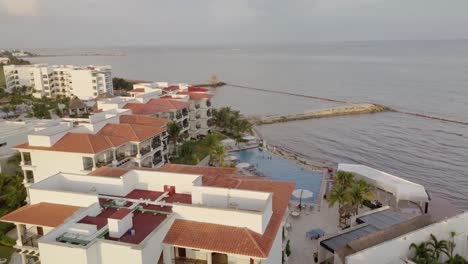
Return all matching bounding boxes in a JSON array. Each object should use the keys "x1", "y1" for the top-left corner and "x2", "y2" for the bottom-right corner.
[{"x1": 337, "y1": 164, "x2": 429, "y2": 204}]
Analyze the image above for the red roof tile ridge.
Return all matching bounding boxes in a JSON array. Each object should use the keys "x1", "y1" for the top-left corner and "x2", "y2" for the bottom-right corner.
[{"x1": 243, "y1": 227, "x2": 267, "y2": 258}]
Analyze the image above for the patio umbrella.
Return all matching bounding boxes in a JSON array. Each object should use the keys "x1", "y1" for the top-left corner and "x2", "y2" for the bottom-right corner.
[
  {"x1": 292, "y1": 189, "x2": 313, "y2": 210},
  {"x1": 224, "y1": 155, "x2": 238, "y2": 161},
  {"x1": 236, "y1": 162, "x2": 251, "y2": 169}
]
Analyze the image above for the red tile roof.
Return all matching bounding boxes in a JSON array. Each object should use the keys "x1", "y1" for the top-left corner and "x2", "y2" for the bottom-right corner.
[
  {"x1": 147, "y1": 98, "x2": 190, "y2": 110},
  {"x1": 124, "y1": 99, "x2": 189, "y2": 115},
  {"x1": 15, "y1": 133, "x2": 125, "y2": 154},
  {"x1": 160, "y1": 164, "x2": 295, "y2": 258},
  {"x1": 119, "y1": 115, "x2": 169, "y2": 128},
  {"x1": 88, "y1": 167, "x2": 129, "y2": 178},
  {"x1": 164, "y1": 220, "x2": 267, "y2": 257},
  {"x1": 188, "y1": 86, "x2": 209, "y2": 92},
  {"x1": 0, "y1": 202, "x2": 81, "y2": 227},
  {"x1": 98, "y1": 123, "x2": 163, "y2": 142}
]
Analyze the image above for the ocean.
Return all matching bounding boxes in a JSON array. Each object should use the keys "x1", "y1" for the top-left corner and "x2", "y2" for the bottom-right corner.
[{"x1": 28, "y1": 39, "x2": 468, "y2": 209}]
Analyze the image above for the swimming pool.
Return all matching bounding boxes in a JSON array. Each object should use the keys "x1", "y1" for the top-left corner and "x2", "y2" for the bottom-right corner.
[{"x1": 232, "y1": 148, "x2": 323, "y2": 203}]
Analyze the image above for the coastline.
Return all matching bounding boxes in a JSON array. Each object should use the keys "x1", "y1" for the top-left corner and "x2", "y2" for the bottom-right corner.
[{"x1": 252, "y1": 126, "x2": 333, "y2": 172}]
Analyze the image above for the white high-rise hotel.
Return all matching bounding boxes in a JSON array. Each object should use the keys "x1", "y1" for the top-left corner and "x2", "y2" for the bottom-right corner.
[{"x1": 3, "y1": 64, "x2": 113, "y2": 100}]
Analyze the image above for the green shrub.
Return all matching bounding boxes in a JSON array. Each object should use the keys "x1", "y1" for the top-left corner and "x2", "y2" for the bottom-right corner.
[
  {"x1": 0, "y1": 235, "x2": 15, "y2": 247},
  {"x1": 285, "y1": 240, "x2": 291, "y2": 256}
]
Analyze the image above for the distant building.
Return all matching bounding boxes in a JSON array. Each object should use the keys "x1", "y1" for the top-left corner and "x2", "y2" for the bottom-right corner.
[
  {"x1": 99, "y1": 82, "x2": 214, "y2": 139},
  {"x1": 0, "y1": 57, "x2": 9, "y2": 64},
  {"x1": 3, "y1": 64, "x2": 113, "y2": 100},
  {"x1": 0, "y1": 165, "x2": 295, "y2": 264}
]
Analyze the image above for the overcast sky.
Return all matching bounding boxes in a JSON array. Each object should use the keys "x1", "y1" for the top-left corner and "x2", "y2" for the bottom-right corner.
[{"x1": 1, "y1": 0, "x2": 468, "y2": 48}]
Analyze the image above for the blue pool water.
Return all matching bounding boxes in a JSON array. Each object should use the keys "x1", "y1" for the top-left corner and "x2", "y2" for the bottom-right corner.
[{"x1": 232, "y1": 148, "x2": 323, "y2": 203}]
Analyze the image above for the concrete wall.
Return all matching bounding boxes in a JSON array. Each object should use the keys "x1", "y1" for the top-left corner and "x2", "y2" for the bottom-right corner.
[
  {"x1": 261, "y1": 224, "x2": 283, "y2": 264},
  {"x1": 191, "y1": 186, "x2": 271, "y2": 212},
  {"x1": 172, "y1": 204, "x2": 265, "y2": 234},
  {"x1": 29, "y1": 187, "x2": 99, "y2": 207},
  {"x1": 134, "y1": 171, "x2": 201, "y2": 193},
  {"x1": 39, "y1": 242, "x2": 94, "y2": 264},
  {"x1": 346, "y1": 212, "x2": 468, "y2": 264},
  {"x1": 25, "y1": 149, "x2": 91, "y2": 182}
]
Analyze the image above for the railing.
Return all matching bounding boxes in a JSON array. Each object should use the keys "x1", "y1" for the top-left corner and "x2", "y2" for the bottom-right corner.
[
  {"x1": 140, "y1": 146, "x2": 151, "y2": 156},
  {"x1": 96, "y1": 159, "x2": 112, "y2": 168},
  {"x1": 23, "y1": 160, "x2": 32, "y2": 166},
  {"x1": 116, "y1": 153, "x2": 127, "y2": 161},
  {"x1": 126, "y1": 150, "x2": 138, "y2": 157}
]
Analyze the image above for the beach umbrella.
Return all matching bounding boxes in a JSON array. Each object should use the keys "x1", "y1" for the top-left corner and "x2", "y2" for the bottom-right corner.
[
  {"x1": 236, "y1": 162, "x2": 251, "y2": 169},
  {"x1": 292, "y1": 189, "x2": 313, "y2": 210},
  {"x1": 242, "y1": 135, "x2": 256, "y2": 141}
]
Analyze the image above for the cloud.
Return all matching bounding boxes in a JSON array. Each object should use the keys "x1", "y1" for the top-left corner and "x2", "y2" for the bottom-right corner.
[{"x1": 1, "y1": 0, "x2": 39, "y2": 16}]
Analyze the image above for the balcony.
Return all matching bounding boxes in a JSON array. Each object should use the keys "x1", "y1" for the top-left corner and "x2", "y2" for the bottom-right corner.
[
  {"x1": 152, "y1": 137, "x2": 162, "y2": 149},
  {"x1": 206, "y1": 100, "x2": 212, "y2": 107},
  {"x1": 196, "y1": 113, "x2": 201, "y2": 119},
  {"x1": 173, "y1": 258, "x2": 207, "y2": 264},
  {"x1": 207, "y1": 110, "x2": 212, "y2": 117},
  {"x1": 195, "y1": 103, "x2": 200, "y2": 109},
  {"x1": 182, "y1": 109, "x2": 188, "y2": 116},
  {"x1": 116, "y1": 152, "x2": 127, "y2": 162},
  {"x1": 140, "y1": 145, "x2": 151, "y2": 156},
  {"x1": 96, "y1": 158, "x2": 113, "y2": 168},
  {"x1": 207, "y1": 120, "x2": 213, "y2": 127},
  {"x1": 176, "y1": 113, "x2": 183, "y2": 119},
  {"x1": 153, "y1": 151, "x2": 163, "y2": 166},
  {"x1": 183, "y1": 120, "x2": 189, "y2": 128}
]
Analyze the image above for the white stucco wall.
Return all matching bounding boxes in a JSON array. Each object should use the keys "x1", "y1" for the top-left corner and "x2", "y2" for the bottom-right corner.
[
  {"x1": 25, "y1": 150, "x2": 92, "y2": 182},
  {"x1": 29, "y1": 187, "x2": 99, "y2": 207},
  {"x1": 172, "y1": 204, "x2": 265, "y2": 234}
]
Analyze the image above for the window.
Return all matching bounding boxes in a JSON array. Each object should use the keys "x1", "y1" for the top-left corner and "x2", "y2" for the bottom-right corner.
[
  {"x1": 0, "y1": 142, "x2": 6, "y2": 147},
  {"x1": 93, "y1": 92, "x2": 97, "y2": 96},
  {"x1": 25, "y1": 171, "x2": 34, "y2": 183}
]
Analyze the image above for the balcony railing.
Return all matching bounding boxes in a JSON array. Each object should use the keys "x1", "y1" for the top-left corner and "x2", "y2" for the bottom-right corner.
[
  {"x1": 96, "y1": 159, "x2": 113, "y2": 168},
  {"x1": 116, "y1": 153, "x2": 127, "y2": 161},
  {"x1": 140, "y1": 146, "x2": 151, "y2": 156},
  {"x1": 152, "y1": 137, "x2": 162, "y2": 149},
  {"x1": 23, "y1": 160, "x2": 32, "y2": 166}
]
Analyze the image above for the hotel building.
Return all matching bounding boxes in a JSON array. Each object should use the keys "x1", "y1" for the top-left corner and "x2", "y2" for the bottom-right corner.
[
  {"x1": 3, "y1": 64, "x2": 113, "y2": 99},
  {"x1": 13, "y1": 109, "x2": 169, "y2": 186},
  {"x1": 0, "y1": 165, "x2": 295, "y2": 264}
]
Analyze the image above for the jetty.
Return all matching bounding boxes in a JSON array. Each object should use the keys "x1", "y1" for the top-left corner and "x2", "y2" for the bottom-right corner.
[{"x1": 250, "y1": 103, "x2": 389, "y2": 125}]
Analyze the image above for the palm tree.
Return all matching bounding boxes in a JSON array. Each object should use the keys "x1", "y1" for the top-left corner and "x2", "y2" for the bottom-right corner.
[
  {"x1": 335, "y1": 171, "x2": 355, "y2": 186},
  {"x1": 210, "y1": 145, "x2": 227, "y2": 167},
  {"x1": 427, "y1": 234, "x2": 449, "y2": 260},
  {"x1": 349, "y1": 180, "x2": 374, "y2": 215},
  {"x1": 167, "y1": 122, "x2": 182, "y2": 156},
  {"x1": 409, "y1": 242, "x2": 432, "y2": 263},
  {"x1": 328, "y1": 183, "x2": 350, "y2": 209}
]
